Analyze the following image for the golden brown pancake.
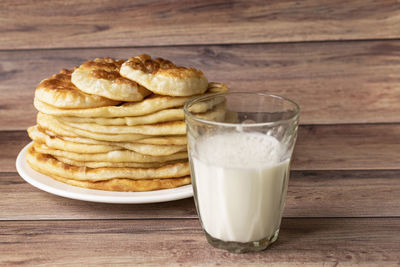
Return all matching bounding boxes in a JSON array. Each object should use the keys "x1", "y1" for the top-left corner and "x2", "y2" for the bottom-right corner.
[
  {"x1": 120, "y1": 54, "x2": 208, "y2": 96},
  {"x1": 35, "y1": 69, "x2": 120, "y2": 108},
  {"x1": 33, "y1": 142, "x2": 188, "y2": 164},
  {"x1": 37, "y1": 112, "x2": 149, "y2": 142},
  {"x1": 26, "y1": 144, "x2": 190, "y2": 181},
  {"x1": 71, "y1": 57, "x2": 152, "y2": 101},
  {"x1": 28, "y1": 125, "x2": 119, "y2": 153},
  {"x1": 57, "y1": 108, "x2": 184, "y2": 126},
  {"x1": 34, "y1": 82, "x2": 228, "y2": 118},
  {"x1": 60, "y1": 133, "x2": 188, "y2": 146},
  {"x1": 61, "y1": 119, "x2": 186, "y2": 136},
  {"x1": 54, "y1": 155, "x2": 185, "y2": 168},
  {"x1": 29, "y1": 125, "x2": 187, "y2": 156},
  {"x1": 51, "y1": 174, "x2": 191, "y2": 192}
]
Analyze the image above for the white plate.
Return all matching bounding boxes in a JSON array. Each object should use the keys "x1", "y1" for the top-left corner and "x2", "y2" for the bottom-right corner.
[{"x1": 16, "y1": 142, "x2": 193, "y2": 204}]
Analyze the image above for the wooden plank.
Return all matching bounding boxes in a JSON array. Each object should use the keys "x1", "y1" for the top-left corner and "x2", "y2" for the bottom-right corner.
[
  {"x1": 1, "y1": 218, "x2": 399, "y2": 265},
  {"x1": 0, "y1": 172, "x2": 197, "y2": 220},
  {"x1": 1, "y1": 169, "x2": 400, "y2": 220},
  {"x1": 286, "y1": 170, "x2": 400, "y2": 218},
  {"x1": 3, "y1": 123, "x2": 400, "y2": 172},
  {"x1": 1, "y1": 0, "x2": 400, "y2": 49},
  {"x1": 0, "y1": 131, "x2": 29, "y2": 172},
  {"x1": 292, "y1": 124, "x2": 400, "y2": 170},
  {"x1": 1, "y1": 40, "x2": 400, "y2": 130}
]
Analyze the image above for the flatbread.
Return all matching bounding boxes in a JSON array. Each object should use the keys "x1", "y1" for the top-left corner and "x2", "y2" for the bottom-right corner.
[
  {"x1": 71, "y1": 57, "x2": 151, "y2": 101},
  {"x1": 33, "y1": 82, "x2": 228, "y2": 118},
  {"x1": 51, "y1": 174, "x2": 191, "y2": 192},
  {"x1": 131, "y1": 136, "x2": 187, "y2": 145},
  {"x1": 117, "y1": 142, "x2": 186, "y2": 156},
  {"x1": 194, "y1": 101, "x2": 227, "y2": 121},
  {"x1": 54, "y1": 155, "x2": 185, "y2": 168},
  {"x1": 29, "y1": 125, "x2": 187, "y2": 156},
  {"x1": 33, "y1": 142, "x2": 188, "y2": 163},
  {"x1": 45, "y1": 128, "x2": 188, "y2": 146},
  {"x1": 57, "y1": 108, "x2": 184, "y2": 126},
  {"x1": 35, "y1": 69, "x2": 120, "y2": 108},
  {"x1": 37, "y1": 112, "x2": 149, "y2": 142},
  {"x1": 60, "y1": 119, "x2": 186, "y2": 136},
  {"x1": 28, "y1": 125, "x2": 119, "y2": 153},
  {"x1": 56, "y1": 99, "x2": 227, "y2": 126},
  {"x1": 120, "y1": 54, "x2": 208, "y2": 96},
  {"x1": 27, "y1": 144, "x2": 190, "y2": 181}
]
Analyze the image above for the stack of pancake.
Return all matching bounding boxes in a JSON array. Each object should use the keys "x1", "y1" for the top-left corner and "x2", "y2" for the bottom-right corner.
[{"x1": 26, "y1": 55, "x2": 228, "y2": 192}]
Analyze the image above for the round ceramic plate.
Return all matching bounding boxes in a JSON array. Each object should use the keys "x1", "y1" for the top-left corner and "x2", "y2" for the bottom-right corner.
[{"x1": 16, "y1": 142, "x2": 193, "y2": 204}]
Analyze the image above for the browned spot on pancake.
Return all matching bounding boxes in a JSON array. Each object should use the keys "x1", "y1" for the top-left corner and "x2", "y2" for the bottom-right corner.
[
  {"x1": 125, "y1": 54, "x2": 187, "y2": 74},
  {"x1": 91, "y1": 69, "x2": 121, "y2": 80},
  {"x1": 83, "y1": 57, "x2": 146, "y2": 88},
  {"x1": 37, "y1": 69, "x2": 77, "y2": 92},
  {"x1": 85, "y1": 58, "x2": 123, "y2": 79},
  {"x1": 83, "y1": 57, "x2": 124, "y2": 70}
]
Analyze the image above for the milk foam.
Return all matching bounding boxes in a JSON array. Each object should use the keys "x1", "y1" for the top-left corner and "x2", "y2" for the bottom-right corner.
[
  {"x1": 191, "y1": 132, "x2": 289, "y2": 243},
  {"x1": 194, "y1": 132, "x2": 283, "y2": 168}
]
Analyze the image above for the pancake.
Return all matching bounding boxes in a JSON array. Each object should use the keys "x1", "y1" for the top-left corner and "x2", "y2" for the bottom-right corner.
[
  {"x1": 44, "y1": 127, "x2": 188, "y2": 146},
  {"x1": 51, "y1": 174, "x2": 191, "y2": 192},
  {"x1": 62, "y1": 134, "x2": 187, "y2": 146},
  {"x1": 205, "y1": 82, "x2": 229, "y2": 94},
  {"x1": 54, "y1": 156, "x2": 185, "y2": 168},
  {"x1": 120, "y1": 54, "x2": 208, "y2": 96},
  {"x1": 28, "y1": 125, "x2": 119, "y2": 153},
  {"x1": 35, "y1": 69, "x2": 120, "y2": 108},
  {"x1": 37, "y1": 112, "x2": 149, "y2": 142},
  {"x1": 34, "y1": 95, "x2": 189, "y2": 118},
  {"x1": 27, "y1": 144, "x2": 190, "y2": 182},
  {"x1": 117, "y1": 142, "x2": 186, "y2": 156},
  {"x1": 33, "y1": 142, "x2": 188, "y2": 163},
  {"x1": 37, "y1": 112, "x2": 78, "y2": 137},
  {"x1": 34, "y1": 82, "x2": 228, "y2": 118},
  {"x1": 71, "y1": 57, "x2": 151, "y2": 101},
  {"x1": 38, "y1": 112, "x2": 186, "y2": 142},
  {"x1": 57, "y1": 108, "x2": 184, "y2": 126},
  {"x1": 57, "y1": 100, "x2": 227, "y2": 126},
  {"x1": 193, "y1": 101, "x2": 227, "y2": 121},
  {"x1": 61, "y1": 119, "x2": 186, "y2": 136},
  {"x1": 29, "y1": 125, "x2": 187, "y2": 156}
]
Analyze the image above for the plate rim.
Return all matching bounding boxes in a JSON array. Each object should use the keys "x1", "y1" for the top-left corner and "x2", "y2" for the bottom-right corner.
[{"x1": 16, "y1": 142, "x2": 193, "y2": 204}]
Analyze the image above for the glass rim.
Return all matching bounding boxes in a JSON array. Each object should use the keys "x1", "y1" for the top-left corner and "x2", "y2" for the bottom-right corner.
[{"x1": 184, "y1": 91, "x2": 300, "y2": 127}]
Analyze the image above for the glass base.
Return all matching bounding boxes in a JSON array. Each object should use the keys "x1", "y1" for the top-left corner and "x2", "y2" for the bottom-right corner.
[{"x1": 204, "y1": 229, "x2": 279, "y2": 253}]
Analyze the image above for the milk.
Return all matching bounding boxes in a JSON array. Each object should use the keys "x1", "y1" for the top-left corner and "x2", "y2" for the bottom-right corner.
[{"x1": 190, "y1": 132, "x2": 290, "y2": 243}]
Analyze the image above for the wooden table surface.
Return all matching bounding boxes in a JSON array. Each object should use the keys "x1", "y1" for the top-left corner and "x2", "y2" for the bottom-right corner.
[{"x1": 1, "y1": 1, "x2": 400, "y2": 266}]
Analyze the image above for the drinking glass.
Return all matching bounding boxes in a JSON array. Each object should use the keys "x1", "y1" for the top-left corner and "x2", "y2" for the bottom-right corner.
[{"x1": 184, "y1": 92, "x2": 299, "y2": 253}]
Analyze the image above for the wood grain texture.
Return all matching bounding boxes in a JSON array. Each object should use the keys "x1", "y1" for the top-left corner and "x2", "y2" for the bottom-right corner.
[
  {"x1": 0, "y1": 131, "x2": 29, "y2": 172},
  {"x1": 0, "y1": 172, "x2": 197, "y2": 220},
  {"x1": 1, "y1": 218, "x2": 399, "y2": 266},
  {"x1": 2, "y1": 169, "x2": 400, "y2": 220},
  {"x1": 292, "y1": 124, "x2": 400, "y2": 170},
  {"x1": 287, "y1": 170, "x2": 400, "y2": 218},
  {"x1": 1, "y1": 40, "x2": 400, "y2": 130},
  {"x1": 1, "y1": 0, "x2": 400, "y2": 49}
]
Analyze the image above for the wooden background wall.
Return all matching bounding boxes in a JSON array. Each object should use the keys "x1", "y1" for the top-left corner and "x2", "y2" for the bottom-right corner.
[{"x1": 1, "y1": 0, "x2": 400, "y2": 130}]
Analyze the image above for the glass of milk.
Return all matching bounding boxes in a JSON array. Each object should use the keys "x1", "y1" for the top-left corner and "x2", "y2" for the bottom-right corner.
[{"x1": 184, "y1": 92, "x2": 299, "y2": 253}]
